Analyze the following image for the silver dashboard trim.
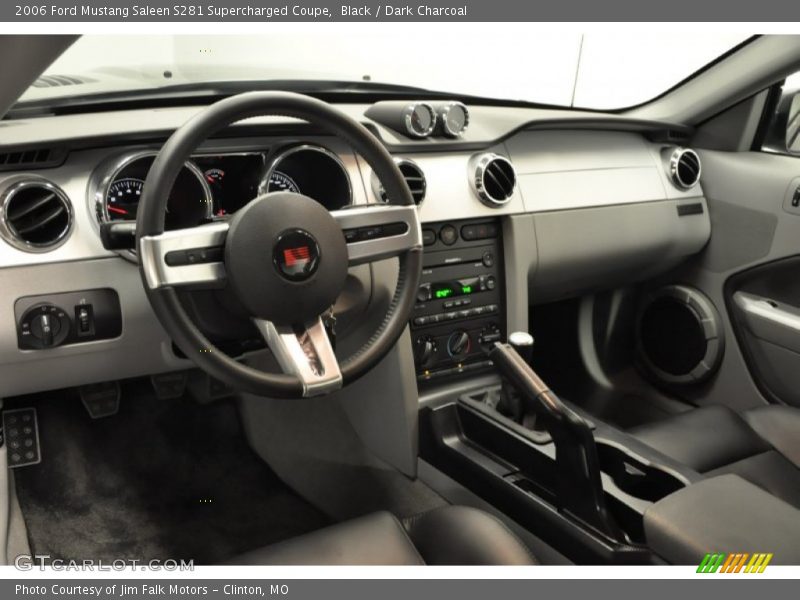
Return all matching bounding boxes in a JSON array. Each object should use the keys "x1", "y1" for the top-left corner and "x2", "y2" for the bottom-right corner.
[
  {"x1": 470, "y1": 153, "x2": 517, "y2": 207},
  {"x1": 0, "y1": 176, "x2": 74, "y2": 253},
  {"x1": 369, "y1": 157, "x2": 426, "y2": 207}
]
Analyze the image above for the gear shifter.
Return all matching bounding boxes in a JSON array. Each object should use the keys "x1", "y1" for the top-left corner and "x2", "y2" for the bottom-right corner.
[
  {"x1": 496, "y1": 332, "x2": 533, "y2": 422},
  {"x1": 489, "y1": 334, "x2": 623, "y2": 541}
]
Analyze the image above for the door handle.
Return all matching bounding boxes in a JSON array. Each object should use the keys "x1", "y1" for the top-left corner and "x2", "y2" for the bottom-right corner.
[{"x1": 734, "y1": 291, "x2": 800, "y2": 354}]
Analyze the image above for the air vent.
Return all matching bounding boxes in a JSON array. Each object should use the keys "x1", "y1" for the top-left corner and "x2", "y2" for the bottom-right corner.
[
  {"x1": 0, "y1": 177, "x2": 72, "y2": 252},
  {"x1": 0, "y1": 147, "x2": 68, "y2": 172},
  {"x1": 32, "y1": 74, "x2": 95, "y2": 88},
  {"x1": 470, "y1": 153, "x2": 516, "y2": 207},
  {"x1": 668, "y1": 148, "x2": 702, "y2": 190},
  {"x1": 371, "y1": 159, "x2": 426, "y2": 206}
]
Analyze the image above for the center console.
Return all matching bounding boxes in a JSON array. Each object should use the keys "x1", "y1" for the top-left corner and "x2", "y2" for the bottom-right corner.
[{"x1": 410, "y1": 218, "x2": 505, "y2": 383}]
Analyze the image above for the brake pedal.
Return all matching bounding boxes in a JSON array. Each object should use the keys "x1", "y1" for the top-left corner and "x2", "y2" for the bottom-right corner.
[
  {"x1": 3, "y1": 408, "x2": 42, "y2": 468},
  {"x1": 79, "y1": 381, "x2": 121, "y2": 419},
  {"x1": 150, "y1": 372, "x2": 187, "y2": 400}
]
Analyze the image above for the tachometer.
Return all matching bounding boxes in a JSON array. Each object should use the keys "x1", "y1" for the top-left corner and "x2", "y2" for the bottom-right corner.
[
  {"x1": 106, "y1": 177, "x2": 144, "y2": 220},
  {"x1": 267, "y1": 170, "x2": 301, "y2": 194}
]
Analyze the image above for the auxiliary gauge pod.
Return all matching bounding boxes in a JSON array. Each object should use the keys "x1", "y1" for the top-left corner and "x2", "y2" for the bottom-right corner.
[{"x1": 490, "y1": 334, "x2": 625, "y2": 542}]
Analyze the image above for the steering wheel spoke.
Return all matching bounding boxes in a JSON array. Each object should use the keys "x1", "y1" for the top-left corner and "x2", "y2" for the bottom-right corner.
[
  {"x1": 253, "y1": 317, "x2": 343, "y2": 397},
  {"x1": 332, "y1": 204, "x2": 422, "y2": 266},
  {"x1": 139, "y1": 221, "x2": 229, "y2": 289}
]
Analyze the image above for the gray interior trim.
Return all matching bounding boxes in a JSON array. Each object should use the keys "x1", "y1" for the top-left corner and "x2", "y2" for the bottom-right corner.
[{"x1": 531, "y1": 199, "x2": 710, "y2": 304}]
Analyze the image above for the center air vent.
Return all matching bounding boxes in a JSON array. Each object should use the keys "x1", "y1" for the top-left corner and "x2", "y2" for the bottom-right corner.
[
  {"x1": 0, "y1": 177, "x2": 73, "y2": 252},
  {"x1": 667, "y1": 147, "x2": 702, "y2": 190},
  {"x1": 470, "y1": 153, "x2": 516, "y2": 207},
  {"x1": 371, "y1": 158, "x2": 426, "y2": 206}
]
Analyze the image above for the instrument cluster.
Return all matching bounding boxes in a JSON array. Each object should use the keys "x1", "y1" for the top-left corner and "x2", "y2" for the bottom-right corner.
[{"x1": 93, "y1": 144, "x2": 352, "y2": 231}]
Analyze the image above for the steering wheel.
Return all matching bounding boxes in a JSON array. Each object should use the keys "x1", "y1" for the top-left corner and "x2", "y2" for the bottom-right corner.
[{"x1": 136, "y1": 92, "x2": 423, "y2": 398}]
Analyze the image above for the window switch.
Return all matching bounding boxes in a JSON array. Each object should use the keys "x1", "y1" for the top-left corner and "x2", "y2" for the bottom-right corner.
[{"x1": 75, "y1": 304, "x2": 94, "y2": 336}]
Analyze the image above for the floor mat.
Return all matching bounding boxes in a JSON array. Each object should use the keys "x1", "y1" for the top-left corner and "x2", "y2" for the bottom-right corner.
[{"x1": 10, "y1": 381, "x2": 330, "y2": 565}]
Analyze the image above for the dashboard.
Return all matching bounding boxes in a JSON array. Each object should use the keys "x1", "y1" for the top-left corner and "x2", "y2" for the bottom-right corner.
[{"x1": 0, "y1": 100, "x2": 712, "y2": 397}]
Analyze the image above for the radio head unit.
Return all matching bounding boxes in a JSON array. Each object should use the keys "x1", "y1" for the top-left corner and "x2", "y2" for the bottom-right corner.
[{"x1": 410, "y1": 219, "x2": 505, "y2": 383}]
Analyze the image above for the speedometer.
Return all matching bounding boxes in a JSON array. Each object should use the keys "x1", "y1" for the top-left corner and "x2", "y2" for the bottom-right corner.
[
  {"x1": 97, "y1": 153, "x2": 213, "y2": 232},
  {"x1": 106, "y1": 177, "x2": 144, "y2": 220},
  {"x1": 267, "y1": 170, "x2": 300, "y2": 194}
]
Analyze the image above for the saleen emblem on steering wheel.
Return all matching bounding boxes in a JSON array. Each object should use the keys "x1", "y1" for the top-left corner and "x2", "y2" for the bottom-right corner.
[{"x1": 273, "y1": 229, "x2": 320, "y2": 282}]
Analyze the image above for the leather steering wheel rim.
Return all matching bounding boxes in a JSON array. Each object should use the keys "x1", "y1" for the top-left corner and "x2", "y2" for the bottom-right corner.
[{"x1": 136, "y1": 92, "x2": 423, "y2": 398}]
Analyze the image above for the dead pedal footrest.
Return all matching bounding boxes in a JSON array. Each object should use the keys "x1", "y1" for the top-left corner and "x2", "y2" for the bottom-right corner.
[{"x1": 3, "y1": 408, "x2": 42, "y2": 468}]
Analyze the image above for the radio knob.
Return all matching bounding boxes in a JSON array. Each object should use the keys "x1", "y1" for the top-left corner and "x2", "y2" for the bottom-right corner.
[
  {"x1": 416, "y1": 284, "x2": 431, "y2": 303},
  {"x1": 414, "y1": 335, "x2": 437, "y2": 368},
  {"x1": 447, "y1": 330, "x2": 471, "y2": 358}
]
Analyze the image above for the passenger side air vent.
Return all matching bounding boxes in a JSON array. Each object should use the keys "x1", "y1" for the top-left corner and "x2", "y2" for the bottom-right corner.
[
  {"x1": 667, "y1": 148, "x2": 702, "y2": 190},
  {"x1": 470, "y1": 153, "x2": 516, "y2": 207},
  {"x1": 0, "y1": 177, "x2": 73, "y2": 251},
  {"x1": 0, "y1": 147, "x2": 68, "y2": 172},
  {"x1": 371, "y1": 158, "x2": 426, "y2": 206},
  {"x1": 32, "y1": 74, "x2": 95, "y2": 88}
]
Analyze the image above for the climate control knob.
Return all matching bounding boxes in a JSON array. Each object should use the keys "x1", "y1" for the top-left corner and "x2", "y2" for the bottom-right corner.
[
  {"x1": 414, "y1": 335, "x2": 437, "y2": 368},
  {"x1": 447, "y1": 330, "x2": 471, "y2": 359}
]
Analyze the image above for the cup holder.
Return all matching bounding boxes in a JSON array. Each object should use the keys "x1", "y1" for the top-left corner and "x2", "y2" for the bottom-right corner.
[{"x1": 597, "y1": 442, "x2": 685, "y2": 502}]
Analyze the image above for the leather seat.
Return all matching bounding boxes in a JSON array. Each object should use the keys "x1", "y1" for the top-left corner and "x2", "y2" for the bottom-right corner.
[
  {"x1": 228, "y1": 506, "x2": 537, "y2": 565},
  {"x1": 630, "y1": 405, "x2": 800, "y2": 508}
]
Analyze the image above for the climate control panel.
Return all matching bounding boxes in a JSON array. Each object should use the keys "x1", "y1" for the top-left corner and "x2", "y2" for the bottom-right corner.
[
  {"x1": 410, "y1": 218, "x2": 505, "y2": 382},
  {"x1": 15, "y1": 288, "x2": 122, "y2": 350}
]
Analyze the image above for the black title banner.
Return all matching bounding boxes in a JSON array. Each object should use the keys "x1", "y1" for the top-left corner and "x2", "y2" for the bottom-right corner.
[{"x1": 4, "y1": 0, "x2": 800, "y2": 21}]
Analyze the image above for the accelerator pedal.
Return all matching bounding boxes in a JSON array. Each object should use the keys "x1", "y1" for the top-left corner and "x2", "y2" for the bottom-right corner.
[{"x1": 3, "y1": 408, "x2": 42, "y2": 468}]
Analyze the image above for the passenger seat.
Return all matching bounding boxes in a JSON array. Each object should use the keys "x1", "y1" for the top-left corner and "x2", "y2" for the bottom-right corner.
[{"x1": 630, "y1": 405, "x2": 800, "y2": 508}]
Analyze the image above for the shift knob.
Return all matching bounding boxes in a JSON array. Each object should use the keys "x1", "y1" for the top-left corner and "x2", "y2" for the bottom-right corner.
[{"x1": 507, "y1": 331, "x2": 534, "y2": 364}]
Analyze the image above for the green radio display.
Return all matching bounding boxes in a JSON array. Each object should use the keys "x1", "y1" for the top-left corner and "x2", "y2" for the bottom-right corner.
[{"x1": 432, "y1": 281, "x2": 477, "y2": 299}]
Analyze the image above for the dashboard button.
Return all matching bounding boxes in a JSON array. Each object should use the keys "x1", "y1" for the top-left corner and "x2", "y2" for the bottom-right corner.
[
  {"x1": 482, "y1": 252, "x2": 495, "y2": 267},
  {"x1": 439, "y1": 225, "x2": 458, "y2": 246},
  {"x1": 422, "y1": 229, "x2": 437, "y2": 246}
]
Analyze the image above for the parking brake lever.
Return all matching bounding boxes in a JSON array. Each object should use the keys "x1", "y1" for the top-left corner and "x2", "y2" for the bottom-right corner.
[{"x1": 489, "y1": 338, "x2": 624, "y2": 541}]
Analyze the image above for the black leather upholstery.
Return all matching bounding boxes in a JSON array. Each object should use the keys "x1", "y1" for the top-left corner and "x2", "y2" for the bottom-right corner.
[
  {"x1": 227, "y1": 506, "x2": 537, "y2": 565},
  {"x1": 644, "y1": 474, "x2": 800, "y2": 565},
  {"x1": 630, "y1": 405, "x2": 800, "y2": 508},
  {"x1": 230, "y1": 512, "x2": 424, "y2": 565},
  {"x1": 404, "y1": 506, "x2": 537, "y2": 565}
]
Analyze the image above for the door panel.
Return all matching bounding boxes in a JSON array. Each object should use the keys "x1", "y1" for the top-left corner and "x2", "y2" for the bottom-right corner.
[
  {"x1": 658, "y1": 149, "x2": 800, "y2": 410},
  {"x1": 726, "y1": 256, "x2": 800, "y2": 407}
]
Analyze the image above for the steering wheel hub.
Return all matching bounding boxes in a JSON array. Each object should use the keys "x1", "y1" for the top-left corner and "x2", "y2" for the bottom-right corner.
[{"x1": 223, "y1": 192, "x2": 349, "y2": 325}]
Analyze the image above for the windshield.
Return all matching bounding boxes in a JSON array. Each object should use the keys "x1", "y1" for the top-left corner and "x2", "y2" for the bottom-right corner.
[{"x1": 19, "y1": 32, "x2": 751, "y2": 111}]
